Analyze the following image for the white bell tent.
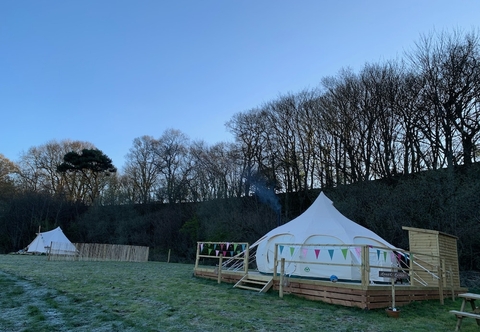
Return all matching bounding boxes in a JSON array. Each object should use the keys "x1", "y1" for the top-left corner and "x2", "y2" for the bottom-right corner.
[
  {"x1": 253, "y1": 192, "x2": 400, "y2": 282},
  {"x1": 27, "y1": 226, "x2": 77, "y2": 255}
]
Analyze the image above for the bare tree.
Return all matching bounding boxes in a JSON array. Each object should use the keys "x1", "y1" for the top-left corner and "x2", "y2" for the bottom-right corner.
[
  {"x1": 408, "y1": 29, "x2": 480, "y2": 167},
  {"x1": 123, "y1": 136, "x2": 160, "y2": 204}
]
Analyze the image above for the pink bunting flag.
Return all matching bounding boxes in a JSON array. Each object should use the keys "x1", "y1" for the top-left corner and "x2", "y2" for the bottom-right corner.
[
  {"x1": 315, "y1": 249, "x2": 321, "y2": 259},
  {"x1": 390, "y1": 252, "x2": 396, "y2": 261},
  {"x1": 223, "y1": 251, "x2": 227, "y2": 257},
  {"x1": 302, "y1": 248, "x2": 308, "y2": 258},
  {"x1": 355, "y1": 247, "x2": 361, "y2": 257},
  {"x1": 220, "y1": 244, "x2": 224, "y2": 250}
]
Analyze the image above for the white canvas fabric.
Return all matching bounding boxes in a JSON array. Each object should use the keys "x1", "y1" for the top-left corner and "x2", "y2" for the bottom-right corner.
[
  {"x1": 254, "y1": 192, "x2": 399, "y2": 282},
  {"x1": 27, "y1": 226, "x2": 76, "y2": 254}
]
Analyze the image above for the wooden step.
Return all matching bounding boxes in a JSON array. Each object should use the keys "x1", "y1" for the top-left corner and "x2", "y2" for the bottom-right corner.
[{"x1": 234, "y1": 274, "x2": 273, "y2": 293}]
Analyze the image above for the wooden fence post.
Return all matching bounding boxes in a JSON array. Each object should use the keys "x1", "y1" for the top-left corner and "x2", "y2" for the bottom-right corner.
[
  {"x1": 273, "y1": 244, "x2": 278, "y2": 280},
  {"x1": 167, "y1": 249, "x2": 171, "y2": 263},
  {"x1": 218, "y1": 254, "x2": 223, "y2": 284},
  {"x1": 194, "y1": 243, "x2": 200, "y2": 271},
  {"x1": 361, "y1": 245, "x2": 370, "y2": 288},
  {"x1": 438, "y1": 258, "x2": 444, "y2": 305},
  {"x1": 243, "y1": 243, "x2": 249, "y2": 274},
  {"x1": 279, "y1": 258, "x2": 285, "y2": 299}
]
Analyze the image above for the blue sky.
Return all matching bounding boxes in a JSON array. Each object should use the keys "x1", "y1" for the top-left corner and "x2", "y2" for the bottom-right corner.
[{"x1": 1, "y1": 1, "x2": 479, "y2": 170}]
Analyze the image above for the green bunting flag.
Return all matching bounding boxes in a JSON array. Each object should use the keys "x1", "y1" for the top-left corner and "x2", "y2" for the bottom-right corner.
[
  {"x1": 290, "y1": 247, "x2": 295, "y2": 256},
  {"x1": 341, "y1": 248, "x2": 348, "y2": 260}
]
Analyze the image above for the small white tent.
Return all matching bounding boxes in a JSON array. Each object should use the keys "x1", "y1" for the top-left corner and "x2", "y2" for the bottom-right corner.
[
  {"x1": 254, "y1": 192, "x2": 400, "y2": 282},
  {"x1": 27, "y1": 226, "x2": 76, "y2": 255}
]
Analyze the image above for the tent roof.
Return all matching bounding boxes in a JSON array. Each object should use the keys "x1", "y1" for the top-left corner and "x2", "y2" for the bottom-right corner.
[
  {"x1": 27, "y1": 226, "x2": 75, "y2": 253},
  {"x1": 254, "y1": 192, "x2": 395, "y2": 248}
]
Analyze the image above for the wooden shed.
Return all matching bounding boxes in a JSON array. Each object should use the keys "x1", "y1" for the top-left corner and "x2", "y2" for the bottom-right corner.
[{"x1": 402, "y1": 226, "x2": 460, "y2": 289}]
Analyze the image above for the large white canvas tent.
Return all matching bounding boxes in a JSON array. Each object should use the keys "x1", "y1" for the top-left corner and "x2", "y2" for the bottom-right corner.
[
  {"x1": 253, "y1": 192, "x2": 400, "y2": 282},
  {"x1": 27, "y1": 226, "x2": 77, "y2": 255}
]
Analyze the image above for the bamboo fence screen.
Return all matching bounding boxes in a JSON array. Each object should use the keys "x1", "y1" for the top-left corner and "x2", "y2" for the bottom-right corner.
[{"x1": 48, "y1": 242, "x2": 149, "y2": 262}]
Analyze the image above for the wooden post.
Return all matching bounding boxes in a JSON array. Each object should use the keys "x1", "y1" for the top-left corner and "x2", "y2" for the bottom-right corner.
[
  {"x1": 409, "y1": 252, "x2": 415, "y2": 286},
  {"x1": 391, "y1": 266, "x2": 396, "y2": 309},
  {"x1": 167, "y1": 249, "x2": 171, "y2": 263},
  {"x1": 194, "y1": 243, "x2": 200, "y2": 272},
  {"x1": 217, "y1": 254, "x2": 223, "y2": 284},
  {"x1": 438, "y1": 259, "x2": 444, "y2": 305},
  {"x1": 279, "y1": 258, "x2": 285, "y2": 299},
  {"x1": 243, "y1": 243, "x2": 249, "y2": 274},
  {"x1": 361, "y1": 246, "x2": 370, "y2": 288},
  {"x1": 273, "y1": 244, "x2": 278, "y2": 280}
]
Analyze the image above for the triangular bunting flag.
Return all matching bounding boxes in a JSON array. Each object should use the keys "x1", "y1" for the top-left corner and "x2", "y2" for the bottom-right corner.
[
  {"x1": 328, "y1": 249, "x2": 334, "y2": 260},
  {"x1": 214, "y1": 244, "x2": 217, "y2": 250},
  {"x1": 226, "y1": 242, "x2": 230, "y2": 250},
  {"x1": 215, "y1": 250, "x2": 219, "y2": 256},
  {"x1": 355, "y1": 247, "x2": 361, "y2": 257},
  {"x1": 230, "y1": 251, "x2": 234, "y2": 257},
  {"x1": 390, "y1": 252, "x2": 396, "y2": 261},
  {"x1": 223, "y1": 251, "x2": 227, "y2": 257},
  {"x1": 208, "y1": 248, "x2": 212, "y2": 255},
  {"x1": 341, "y1": 248, "x2": 348, "y2": 260},
  {"x1": 289, "y1": 247, "x2": 295, "y2": 256},
  {"x1": 377, "y1": 249, "x2": 381, "y2": 261},
  {"x1": 241, "y1": 244, "x2": 246, "y2": 252},
  {"x1": 279, "y1": 245, "x2": 284, "y2": 254},
  {"x1": 200, "y1": 243, "x2": 204, "y2": 252},
  {"x1": 220, "y1": 244, "x2": 224, "y2": 250},
  {"x1": 315, "y1": 249, "x2": 320, "y2": 259},
  {"x1": 234, "y1": 244, "x2": 238, "y2": 251},
  {"x1": 383, "y1": 251, "x2": 387, "y2": 262},
  {"x1": 302, "y1": 248, "x2": 308, "y2": 258}
]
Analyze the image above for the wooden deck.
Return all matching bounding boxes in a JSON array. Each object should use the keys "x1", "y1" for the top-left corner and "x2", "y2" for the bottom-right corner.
[{"x1": 194, "y1": 267, "x2": 466, "y2": 309}]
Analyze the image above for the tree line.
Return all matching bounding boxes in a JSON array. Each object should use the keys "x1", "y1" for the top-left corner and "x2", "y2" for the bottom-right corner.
[{"x1": 0, "y1": 29, "x2": 479, "y2": 269}]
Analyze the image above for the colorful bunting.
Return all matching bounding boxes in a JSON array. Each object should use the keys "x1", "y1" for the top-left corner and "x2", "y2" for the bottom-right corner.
[
  {"x1": 315, "y1": 249, "x2": 321, "y2": 259},
  {"x1": 328, "y1": 249, "x2": 334, "y2": 260},
  {"x1": 208, "y1": 248, "x2": 212, "y2": 255},
  {"x1": 302, "y1": 248, "x2": 308, "y2": 258},
  {"x1": 215, "y1": 250, "x2": 219, "y2": 256},
  {"x1": 383, "y1": 251, "x2": 387, "y2": 262},
  {"x1": 341, "y1": 248, "x2": 348, "y2": 260},
  {"x1": 279, "y1": 245, "x2": 284, "y2": 254},
  {"x1": 377, "y1": 249, "x2": 381, "y2": 261},
  {"x1": 234, "y1": 244, "x2": 238, "y2": 252},
  {"x1": 355, "y1": 247, "x2": 361, "y2": 257},
  {"x1": 289, "y1": 247, "x2": 295, "y2": 257}
]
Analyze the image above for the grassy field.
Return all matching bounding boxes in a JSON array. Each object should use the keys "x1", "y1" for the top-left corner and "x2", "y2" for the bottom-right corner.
[{"x1": 0, "y1": 255, "x2": 478, "y2": 332}]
